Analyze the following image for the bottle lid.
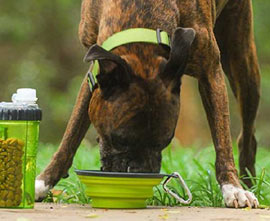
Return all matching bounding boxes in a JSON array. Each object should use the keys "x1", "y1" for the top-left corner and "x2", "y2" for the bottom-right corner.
[
  {"x1": 0, "y1": 88, "x2": 42, "y2": 121},
  {"x1": 12, "y1": 88, "x2": 38, "y2": 104}
]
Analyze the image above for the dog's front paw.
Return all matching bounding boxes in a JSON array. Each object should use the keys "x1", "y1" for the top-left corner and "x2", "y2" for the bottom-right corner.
[
  {"x1": 35, "y1": 179, "x2": 50, "y2": 202},
  {"x1": 222, "y1": 184, "x2": 259, "y2": 208}
]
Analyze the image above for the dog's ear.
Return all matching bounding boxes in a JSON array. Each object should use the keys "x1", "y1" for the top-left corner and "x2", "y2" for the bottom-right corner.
[
  {"x1": 84, "y1": 44, "x2": 132, "y2": 96},
  {"x1": 160, "y1": 27, "x2": 196, "y2": 93}
]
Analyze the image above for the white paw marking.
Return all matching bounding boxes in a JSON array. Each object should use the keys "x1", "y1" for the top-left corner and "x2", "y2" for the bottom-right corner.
[
  {"x1": 222, "y1": 184, "x2": 259, "y2": 208},
  {"x1": 35, "y1": 180, "x2": 50, "y2": 201}
]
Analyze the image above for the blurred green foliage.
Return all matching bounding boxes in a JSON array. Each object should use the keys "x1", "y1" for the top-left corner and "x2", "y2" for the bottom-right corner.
[
  {"x1": 252, "y1": 2, "x2": 270, "y2": 146},
  {"x1": 0, "y1": 0, "x2": 87, "y2": 143},
  {"x1": 0, "y1": 1, "x2": 269, "y2": 145}
]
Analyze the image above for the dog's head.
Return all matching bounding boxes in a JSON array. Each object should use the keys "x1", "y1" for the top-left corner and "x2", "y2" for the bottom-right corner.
[{"x1": 85, "y1": 28, "x2": 196, "y2": 173}]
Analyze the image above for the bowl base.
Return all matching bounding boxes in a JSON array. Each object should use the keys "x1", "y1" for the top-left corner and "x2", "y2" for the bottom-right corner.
[{"x1": 92, "y1": 197, "x2": 147, "y2": 209}]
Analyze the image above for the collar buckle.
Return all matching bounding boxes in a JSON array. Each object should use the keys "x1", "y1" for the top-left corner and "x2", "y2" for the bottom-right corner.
[
  {"x1": 156, "y1": 28, "x2": 163, "y2": 45},
  {"x1": 87, "y1": 71, "x2": 96, "y2": 93},
  {"x1": 156, "y1": 28, "x2": 171, "y2": 50}
]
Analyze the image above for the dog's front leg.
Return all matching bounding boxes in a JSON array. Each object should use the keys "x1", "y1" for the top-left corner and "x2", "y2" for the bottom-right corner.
[
  {"x1": 196, "y1": 32, "x2": 258, "y2": 208},
  {"x1": 35, "y1": 74, "x2": 91, "y2": 201}
]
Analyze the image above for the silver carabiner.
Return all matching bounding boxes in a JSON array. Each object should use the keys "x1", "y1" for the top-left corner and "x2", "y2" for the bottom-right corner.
[{"x1": 162, "y1": 172, "x2": 192, "y2": 205}]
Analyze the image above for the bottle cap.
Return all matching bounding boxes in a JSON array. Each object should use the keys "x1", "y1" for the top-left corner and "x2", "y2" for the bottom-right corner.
[{"x1": 12, "y1": 88, "x2": 38, "y2": 104}]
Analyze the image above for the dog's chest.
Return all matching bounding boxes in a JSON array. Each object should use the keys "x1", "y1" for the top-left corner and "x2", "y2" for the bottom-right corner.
[{"x1": 216, "y1": 0, "x2": 229, "y2": 17}]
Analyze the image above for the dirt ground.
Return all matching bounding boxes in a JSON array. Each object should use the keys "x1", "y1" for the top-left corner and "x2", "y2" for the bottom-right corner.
[{"x1": 1, "y1": 203, "x2": 270, "y2": 221}]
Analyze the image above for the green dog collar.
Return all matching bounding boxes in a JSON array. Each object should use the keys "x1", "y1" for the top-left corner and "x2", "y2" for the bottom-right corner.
[{"x1": 87, "y1": 28, "x2": 171, "y2": 92}]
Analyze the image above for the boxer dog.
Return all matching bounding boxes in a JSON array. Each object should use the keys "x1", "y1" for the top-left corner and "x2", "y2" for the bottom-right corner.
[{"x1": 36, "y1": 0, "x2": 260, "y2": 208}]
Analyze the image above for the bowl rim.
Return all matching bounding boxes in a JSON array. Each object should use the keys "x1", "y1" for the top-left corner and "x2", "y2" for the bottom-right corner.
[{"x1": 75, "y1": 169, "x2": 168, "y2": 178}]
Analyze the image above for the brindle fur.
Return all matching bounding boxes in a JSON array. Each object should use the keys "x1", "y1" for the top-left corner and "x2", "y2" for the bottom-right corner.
[{"x1": 37, "y1": 0, "x2": 260, "y2": 195}]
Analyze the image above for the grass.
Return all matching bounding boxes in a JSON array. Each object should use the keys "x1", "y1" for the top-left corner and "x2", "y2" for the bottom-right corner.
[{"x1": 36, "y1": 140, "x2": 270, "y2": 207}]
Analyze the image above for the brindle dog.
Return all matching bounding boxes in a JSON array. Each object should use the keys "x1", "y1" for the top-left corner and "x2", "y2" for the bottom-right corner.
[{"x1": 36, "y1": 0, "x2": 260, "y2": 208}]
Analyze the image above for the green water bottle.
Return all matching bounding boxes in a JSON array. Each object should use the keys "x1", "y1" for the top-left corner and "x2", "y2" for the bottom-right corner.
[{"x1": 0, "y1": 88, "x2": 42, "y2": 208}]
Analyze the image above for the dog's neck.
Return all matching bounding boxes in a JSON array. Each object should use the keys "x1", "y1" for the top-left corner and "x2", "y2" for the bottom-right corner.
[{"x1": 97, "y1": 0, "x2": 180, "y2": 45}]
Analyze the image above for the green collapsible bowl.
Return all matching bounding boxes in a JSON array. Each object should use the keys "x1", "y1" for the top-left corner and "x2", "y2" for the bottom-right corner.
[{"x1": 75, "y1": 170, "x2": 166, "y2": 209}]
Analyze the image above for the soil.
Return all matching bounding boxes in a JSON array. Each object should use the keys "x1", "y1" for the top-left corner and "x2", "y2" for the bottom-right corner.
[{"x1": 1, "y1": 203, "x2": 270, "y2": 221}]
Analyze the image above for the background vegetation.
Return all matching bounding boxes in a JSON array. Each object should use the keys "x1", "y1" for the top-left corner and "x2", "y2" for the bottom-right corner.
[{"x1": 0, "y1": 1, "x2": 269, "y2": 147}]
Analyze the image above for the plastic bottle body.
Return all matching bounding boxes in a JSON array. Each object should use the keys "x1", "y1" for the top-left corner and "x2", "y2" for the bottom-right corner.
[{"x1": 0, "y1": 120, "x2": 40, "y2": 208}]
